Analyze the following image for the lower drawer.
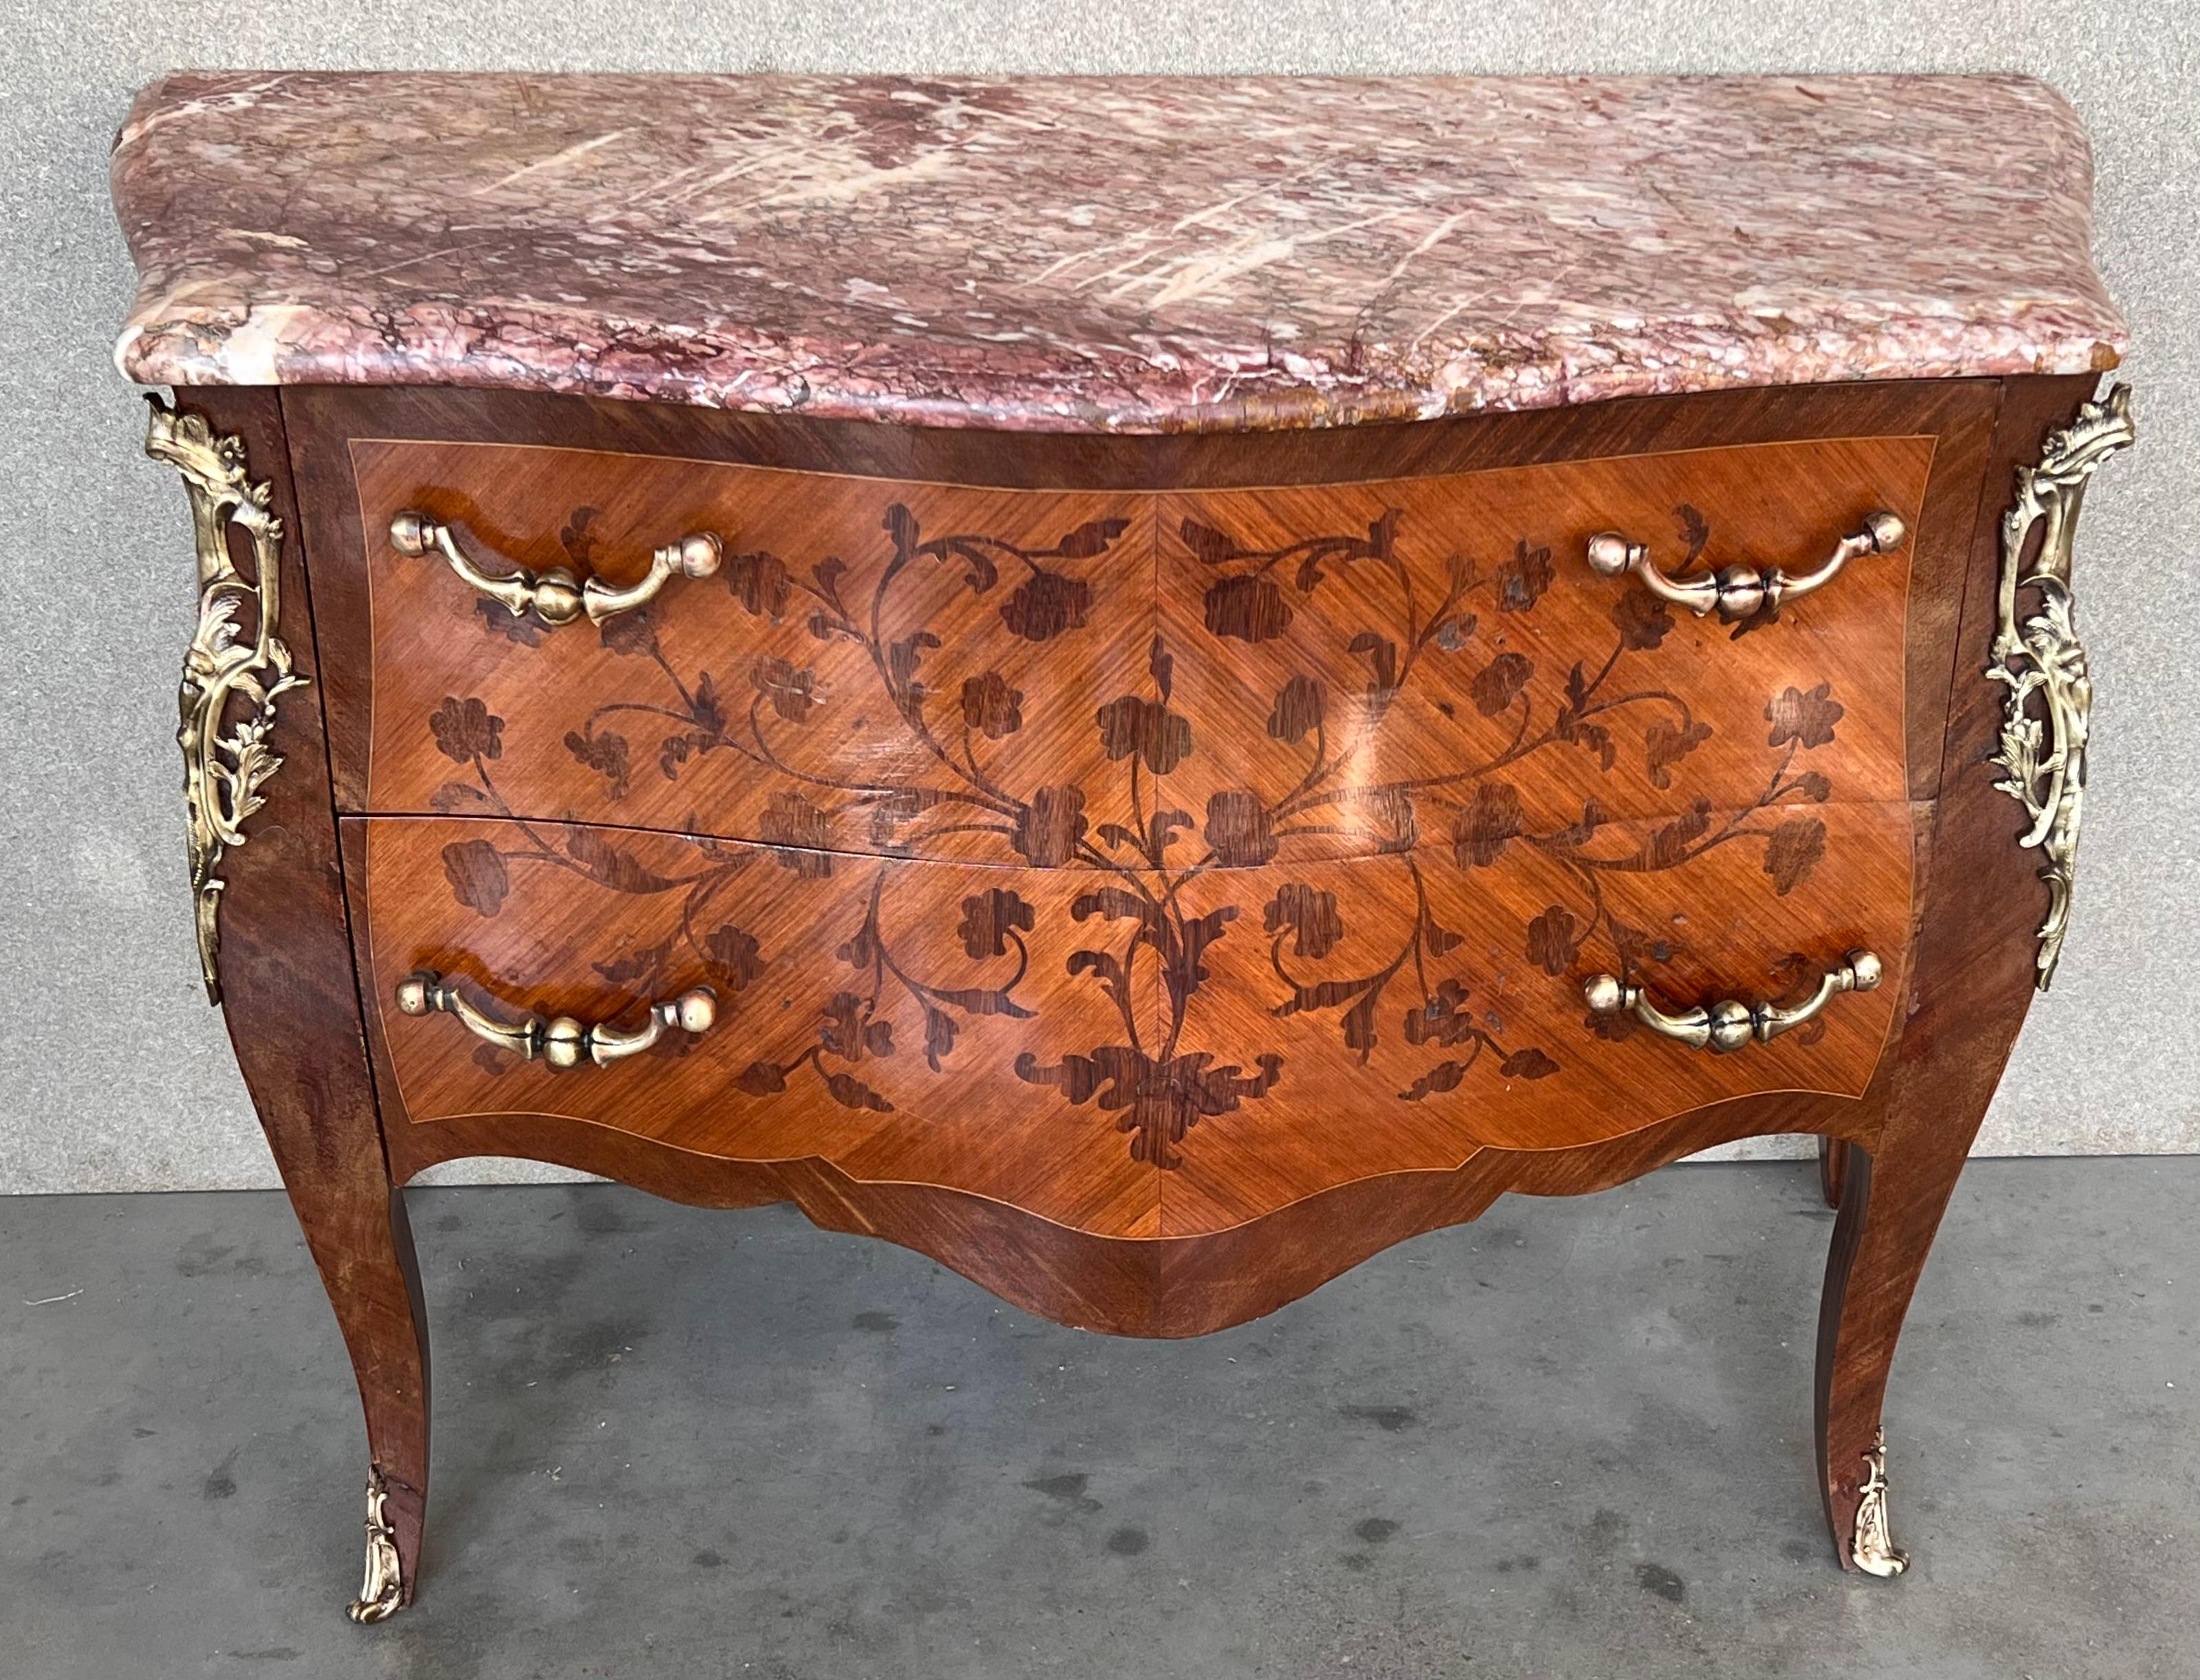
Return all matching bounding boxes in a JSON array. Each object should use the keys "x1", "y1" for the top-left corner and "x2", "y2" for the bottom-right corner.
[
  {"x1": 352, "y1": 815, "x2": 1159, "y2": 1237},
  {"x1": 353, "y1": 807, "x2": 1912, "y2": 1239}
]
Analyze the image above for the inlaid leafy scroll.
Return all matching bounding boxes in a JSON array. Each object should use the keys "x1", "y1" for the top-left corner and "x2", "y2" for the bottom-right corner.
[
  {"x1": 421, "y1": 494, "x2": 1846, "y2": 1166},
  {"x1": 422, "y1": 699, "x2": 1032, "y2": 1105}
]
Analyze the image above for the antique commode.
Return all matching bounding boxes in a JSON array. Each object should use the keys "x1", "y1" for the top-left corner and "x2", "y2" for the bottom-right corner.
[{"x1": 112, "y1": 72, "x2": 2130, "y2": 1617}]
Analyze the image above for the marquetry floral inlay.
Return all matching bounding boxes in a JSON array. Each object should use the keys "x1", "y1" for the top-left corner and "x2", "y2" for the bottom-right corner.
[{"x1": 421, "y1": 498, "x2": 1848, "y2": 1162}]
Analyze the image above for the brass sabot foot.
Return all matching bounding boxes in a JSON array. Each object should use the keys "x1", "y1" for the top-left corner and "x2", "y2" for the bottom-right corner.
[
  {"x1": 345, "y1": 1468, "x2": 405, "y2": 1622},
  {"x1": 1851, "y1": 1426, "x2": 1910, "y2": 1579}
]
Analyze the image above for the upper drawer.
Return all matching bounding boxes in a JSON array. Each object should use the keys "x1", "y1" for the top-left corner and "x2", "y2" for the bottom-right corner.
[
  {"x1": 354, "y1": 440, "x2": 1152, "y2": 864},
  {"x1": 1155, "y1": 435, "x2": 1932, "y2": 866},
  {"x1": 350, "y1": 434, "x2": 1933, "y2": 869}
]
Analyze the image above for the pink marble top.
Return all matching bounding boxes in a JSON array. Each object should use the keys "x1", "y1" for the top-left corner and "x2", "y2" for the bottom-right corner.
[{"x1": 112, "y1": 72, "x2": 2125, "y2": 434}]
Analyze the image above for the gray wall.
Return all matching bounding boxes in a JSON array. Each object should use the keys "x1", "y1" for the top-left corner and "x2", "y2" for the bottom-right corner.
[{"x1": 2, "y1": 3, "x2": 2193, "y2": 1193}]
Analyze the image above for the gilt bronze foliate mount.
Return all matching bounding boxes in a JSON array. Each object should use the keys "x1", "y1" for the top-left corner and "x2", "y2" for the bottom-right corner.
[
  {"x1": 1987, "y1": 383, "x2": 2134, "y2": 990},
  {"x1": 145, "y1": 396, "x2": 306, "y2": 1005}
]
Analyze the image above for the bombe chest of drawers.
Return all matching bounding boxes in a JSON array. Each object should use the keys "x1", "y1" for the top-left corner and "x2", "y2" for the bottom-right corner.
[{"x1": 112, "y1": 71, "x2": 2131, "y2": 1618}]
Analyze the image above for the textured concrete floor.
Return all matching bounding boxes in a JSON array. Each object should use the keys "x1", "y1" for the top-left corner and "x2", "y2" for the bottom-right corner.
[{"x1": 1, "y1": 1159, "x2": 2193, "y2": 1679}]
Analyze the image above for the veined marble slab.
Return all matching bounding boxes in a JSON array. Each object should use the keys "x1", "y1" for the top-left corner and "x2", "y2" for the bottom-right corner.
[{"x1": 112, "y1": 72, "x2": 2126, "y2": 432}]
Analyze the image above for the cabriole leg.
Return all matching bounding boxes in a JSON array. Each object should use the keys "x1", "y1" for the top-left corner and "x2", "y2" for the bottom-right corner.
[
  {"x1": 285, "y1": 1178, "x2": 431, "y2": 1622},
  {"x1": 1817, "y1": 1136, "x2": 1850, "y2": 1208},
  {"x1": 332, "y1": 1191, "x2": 430, "y2": 1621},
  {"x1": 1812, "y1": 1131, "x2": 1971, "y2": 1576},
  {"x1": 147, "y1": 387, "x2": 430, "y2": 1617},
  {"x1": 1808, "y1": 378, "x2": 2130, "y2": 1576}
]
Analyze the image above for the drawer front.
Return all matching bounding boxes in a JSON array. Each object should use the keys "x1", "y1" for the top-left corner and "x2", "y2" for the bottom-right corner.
[
  {"x1": 357, "y1": 816, "x2": 1163, "y2": 1237},
  {"x1": 1150, "y1": 798, "x2": 1912, "y2": 1235},
  {"x1": 359, "y1": 791, "x2": 1910, "y2": 1240},
  {"x1": 355, "y1": 440, "x2": 1154, "y2": 864},
  {"x1": 1154, "y1": 434, "x2": 1932, "y2": 864},
  {"x1": 355, "y1": 435, "x2": 1930, "y2": 878}
]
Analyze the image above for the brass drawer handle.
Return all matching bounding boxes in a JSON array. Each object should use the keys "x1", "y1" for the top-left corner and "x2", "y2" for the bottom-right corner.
[
  {"x1": 390, "y1": 511, "x2": 722, "y2": 627},
  {"x1": 394, "y1": 969, "x2": 717, "y2": 1067},
  {"x1": 1583, "y1": 950, "x2": 1881, "y2": 1053},
  {"x1": 1585, "y1": 511, "x2": 1905, "y2": 624}
]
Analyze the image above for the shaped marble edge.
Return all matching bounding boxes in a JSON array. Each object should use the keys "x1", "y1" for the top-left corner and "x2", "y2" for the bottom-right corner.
[{"x1": 111, "y1": 72, "x2": 2125, "y2": 434}]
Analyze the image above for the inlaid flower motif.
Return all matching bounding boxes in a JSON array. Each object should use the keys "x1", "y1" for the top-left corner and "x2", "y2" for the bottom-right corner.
[
  {"x1": 1766, "y1": 682, "x2": 1844, "y2": 749},
  {"x1": 657, "y1": 667, "x2": 729, "y2": 778},
  {"x1": 1674, "y1": 502, "x2": 1711, "y2": 561},
  {"x1": 591, "y1": 935, "x2": 672, "y2": 988},
  {"x1": 688, "y1": 671, "x2": 728, "y2": 738},
  {"x1": 1013, "y1": 785, "x2": 1088, "y2": 868},
  {"x1": 434, "y1": 479, "x2": 1870, "y2": 1167},
  {"x1": 1495, "y1": 538, "x2": 1554, "y2": 613},
  {"x1": 1203, "y1": 573, "x2": 1292, "y2": 643},
  {"x1": 1499, "y1": 1048, "x2": 1561, "y2": 1079},
  {"x1": 736, "y1": 1061, "x2": 787, "y2": 1096},
  {"x1": 760, "y1": 789, "x2": 832, "y2": 876},
  {"x1": 958, "y1": 887, "x2": 1035, "y2": 959},
  {"x1": 1611, "y1": 588, "x2": 1673, "y2": 650},
  {"x1": 1470, "y1": 651, "x2": 1534, "y2": 716},
  {"x1": 960, "y1": 671, "x2": 1024, "y2": 738},
  {"x1": 564, "y1": 826, "x2": 678, "y2": 894},
  {"x1": 558, "y1": 505, "x2": 601, "y2": 564},
  {"x1": 1179, "y1": 519, "x2": 1236, "y2": 563},
  {"x1": 1649, "y1": 798, "x2": 1715, "y2": 869},
  {"x1": 1055, "y1": 518, "x2": 1132, "y2": 559},
  {"x1": 821, "y1": 991, "x2": 895, "y2": 1061},
  {"x1": 701, "y1": 924, "x2": 763, "y2": 990},
  {"x1": 1455, "y1": 780, "x2": 1524, "y2": 868},
  {"x1": 1764, "y1": 816, "x2": 1828, "y2": 895},
  {"x1": 564, "y1": 727, "x2": 631, "y2": 799},
  {"x1": 1525, "y1": 904, "x2": 1584, "y2": 975},
  {"x1": 750, "y1": 655, "x2": 819, "y2": 723},
  {"x1": 1204, "y1": 790, "x2": 1277, "y2": 869},
  {"x1": 430, "y1": 696, "x2": 502, "y2": 763},
  {"x1": 1015, "y1": 1041, "x2": 1281, "y2": 1171},
  {"x1": 1555, "y1": 703, "x2": 1616, "y2": 771},
  {"x1": 441, "y1": 838, "x2": 508, "y2": 916},
  {"x1": 1644, "y1": 718, "x2": 1713, "y2": 789},
  {"x1": 1097, "y1": 695, "x2": 1192, "y2": 774},
  {"x1": 599, "y1": 607, "x2": 657, "y2": 657},
  {"x1": 999, "y1": 569, "x2": 1090, "y2": 641},
  {"x1": 1404, "y1": 978, "x2": 1475, "y2": 1048},
  {"x1": 1262, "y1": 882, "x2": 1344, "y2": 959},
  {"x1": 723, "y1": 549, "x2": 791, "y2": 619},
  {"x1": 475, "y1": 595, "x2": 546, "y2": 646},
  {"x1": 1392, "y1": 979, "x2": 1558, "y2": 1085}
]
